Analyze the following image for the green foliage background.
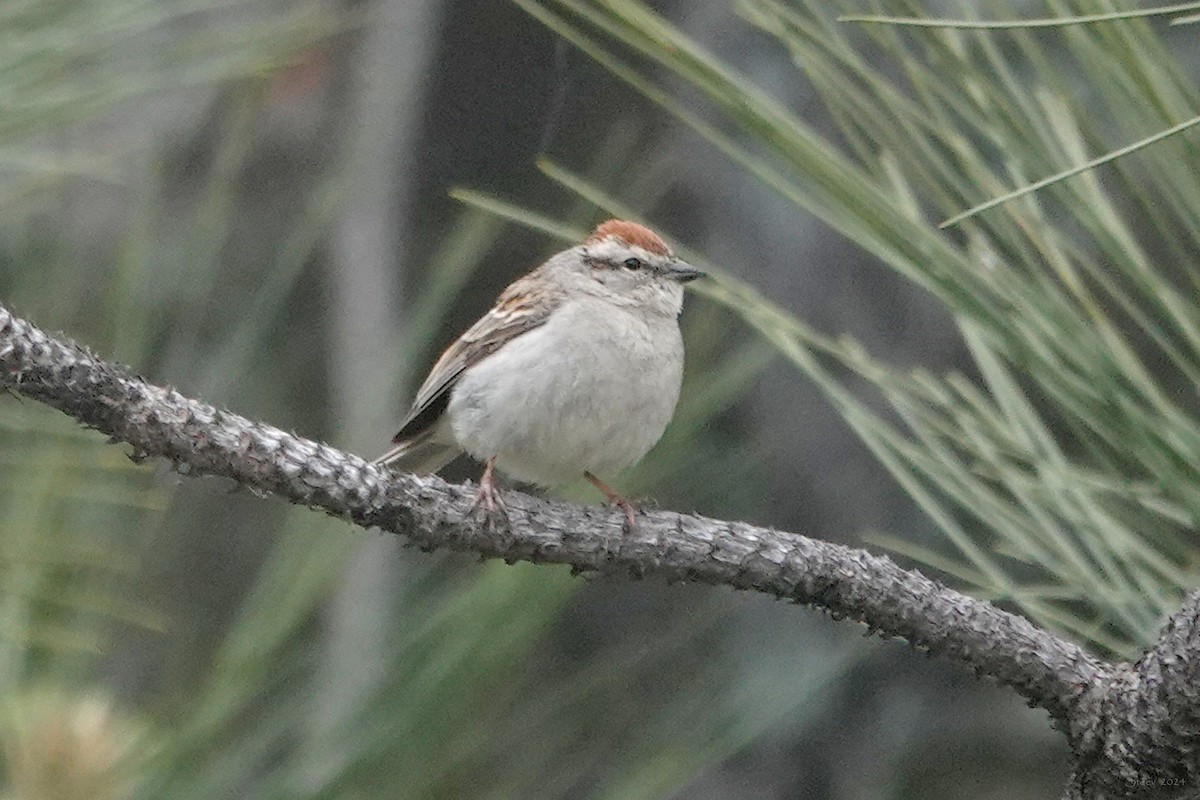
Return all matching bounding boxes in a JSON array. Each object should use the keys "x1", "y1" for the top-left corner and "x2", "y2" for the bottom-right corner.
[{"x1": 3, "y1": 0, "x2": 1197, "y2": 797}]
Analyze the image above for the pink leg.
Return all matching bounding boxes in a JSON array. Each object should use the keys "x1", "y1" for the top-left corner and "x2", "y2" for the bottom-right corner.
[
  {"x1": 584, "y1": 471, "x2": 637, "y2": 530},
  {"x1": 469, "y1": 456, "x2": 507, "y2": 518}
]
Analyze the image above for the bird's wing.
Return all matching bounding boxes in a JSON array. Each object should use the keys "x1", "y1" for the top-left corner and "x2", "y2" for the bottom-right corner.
[{"x1": 389, "y1": 273, "x2": 560, "y2": 445}]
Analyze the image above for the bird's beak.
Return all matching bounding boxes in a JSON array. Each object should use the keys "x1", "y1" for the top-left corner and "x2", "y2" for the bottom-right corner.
[{"x1": 665, "y1": 260, "x2": 705, "y2": 283}]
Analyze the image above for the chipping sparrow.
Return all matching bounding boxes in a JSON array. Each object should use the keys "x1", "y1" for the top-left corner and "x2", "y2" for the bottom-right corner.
[{"x1": 374, "y1": 219, "x2": 703, "y2": 525}]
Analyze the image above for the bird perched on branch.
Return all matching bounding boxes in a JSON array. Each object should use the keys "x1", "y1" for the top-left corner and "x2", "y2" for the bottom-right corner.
[{"x1": 374, "y1": 219, "x2": 703, "y2": 527}]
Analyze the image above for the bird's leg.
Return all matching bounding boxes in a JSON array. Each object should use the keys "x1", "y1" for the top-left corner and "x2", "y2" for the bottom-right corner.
[
  {"x1": 584, "y1": 471, "x2": 638, "y2": 531},
  {"x1": 468, "y1": 456, "x2": 508, "y2": 525}
]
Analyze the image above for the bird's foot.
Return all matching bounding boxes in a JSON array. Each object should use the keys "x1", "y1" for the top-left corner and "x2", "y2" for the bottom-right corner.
[
  {"x1": 584, "y1": 471, "x2": 638, "y2": 532},
  {"x1": 467, "y1": 456, "x2": 509, "y2": 530}
]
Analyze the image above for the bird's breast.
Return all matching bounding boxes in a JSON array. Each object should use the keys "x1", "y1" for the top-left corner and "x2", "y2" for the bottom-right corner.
[{"x1": 446, "y1": 299, "x2": 684, "y2": 486}]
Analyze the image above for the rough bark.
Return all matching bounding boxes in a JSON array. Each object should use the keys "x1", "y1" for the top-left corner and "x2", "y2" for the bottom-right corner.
[{"x1": 2, "y1": 300, "x2": 1198, "y2": 798}]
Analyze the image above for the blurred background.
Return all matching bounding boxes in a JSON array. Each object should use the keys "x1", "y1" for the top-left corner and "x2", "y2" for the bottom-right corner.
[{"x1": 6, "y1": 0, "x2": 1200, "y2": 797}]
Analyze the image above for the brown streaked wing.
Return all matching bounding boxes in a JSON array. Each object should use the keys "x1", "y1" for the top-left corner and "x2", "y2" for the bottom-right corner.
[{"x1": 390, "y1": 274, "x2": 559, "y2": 443}]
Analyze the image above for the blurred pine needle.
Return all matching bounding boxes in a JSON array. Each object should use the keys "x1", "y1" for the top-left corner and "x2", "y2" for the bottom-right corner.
[{"x1": 507, "y1": 0, "x2": 1200, "y2": 658}]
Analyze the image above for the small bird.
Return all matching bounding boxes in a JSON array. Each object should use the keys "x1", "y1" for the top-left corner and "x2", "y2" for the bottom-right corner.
[{"x1": 373, "y1": 219, "x2": 703, "y2": 526}]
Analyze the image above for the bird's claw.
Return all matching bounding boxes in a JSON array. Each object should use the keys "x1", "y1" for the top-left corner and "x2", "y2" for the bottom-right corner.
[
  {"x1": 465, "y1": 456, "x2": 509, "y2": 531},
  {"x1": 584, "y1": 471, "x2": 639, "y2": 533}
]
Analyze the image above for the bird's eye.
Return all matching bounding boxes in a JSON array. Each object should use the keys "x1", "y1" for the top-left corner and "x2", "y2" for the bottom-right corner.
[{"x1": 623, "y1": 257, "x2": 644, "y2": 270}]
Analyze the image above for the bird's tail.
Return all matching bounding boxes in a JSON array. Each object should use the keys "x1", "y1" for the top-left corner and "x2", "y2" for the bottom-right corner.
[{"x1": 372, "y1": 432, "x2": 461, "y2": 475}]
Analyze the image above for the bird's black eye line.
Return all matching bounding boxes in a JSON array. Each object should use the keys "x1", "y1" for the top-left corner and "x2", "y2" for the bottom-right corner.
[{"x1": 623, "y1": 257, "x2": 644, "y2": 270}]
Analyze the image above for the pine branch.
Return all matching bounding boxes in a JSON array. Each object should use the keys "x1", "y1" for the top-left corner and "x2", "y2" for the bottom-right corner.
[{"x1": 1, "y1": 300, "x2": 1196, "y2": 798}]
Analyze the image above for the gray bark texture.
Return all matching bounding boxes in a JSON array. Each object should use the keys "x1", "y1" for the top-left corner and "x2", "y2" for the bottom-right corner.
[{"x1": 1, "y1": 300, "x2": 1197, "y2": 799}]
